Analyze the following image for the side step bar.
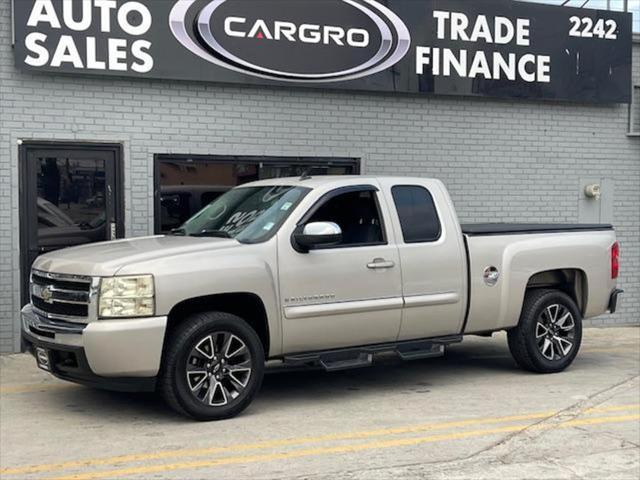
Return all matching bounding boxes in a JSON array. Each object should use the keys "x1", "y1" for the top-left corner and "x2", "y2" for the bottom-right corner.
[
  {"x1": 320, "y1": 352, "x2": 373, "y2": 372},
  {"x1": 283, "y1": 335, "x2": 462, "y2": 372}
]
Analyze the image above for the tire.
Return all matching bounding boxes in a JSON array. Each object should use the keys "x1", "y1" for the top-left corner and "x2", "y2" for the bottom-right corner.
[
  {"x1": 507, "y1": 289, "x2": 582, "y2": 374},
  {"x1": 159, "y1": 311, "x2": 265, "y2": 421}
]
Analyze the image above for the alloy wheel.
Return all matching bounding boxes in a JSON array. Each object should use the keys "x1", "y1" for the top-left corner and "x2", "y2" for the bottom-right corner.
[
  {"x1": 535, "y1": 304, "x2": 576, "y2": 361},
  {"x1": 185, "y1": 332, "x2": 252, "y2": 407}
]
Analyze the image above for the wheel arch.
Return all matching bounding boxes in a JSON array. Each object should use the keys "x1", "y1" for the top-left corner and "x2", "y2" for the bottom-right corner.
[
  {"x1": 164, "y1": 292, "x2": 271, "y2": 358},
  {"x1": 525, "y1": 268, "x2": 588, "y2": 315}
]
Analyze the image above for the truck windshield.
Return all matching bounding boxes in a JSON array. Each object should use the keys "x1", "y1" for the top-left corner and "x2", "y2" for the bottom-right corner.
[{"x1": 176, "y1": 186, "x2": 310, "y2": 243}]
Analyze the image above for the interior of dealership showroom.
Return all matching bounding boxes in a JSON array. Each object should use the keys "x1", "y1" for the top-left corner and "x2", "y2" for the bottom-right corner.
[{"x1": 1, "y1": 0, "x2": 639, "y2": 353}]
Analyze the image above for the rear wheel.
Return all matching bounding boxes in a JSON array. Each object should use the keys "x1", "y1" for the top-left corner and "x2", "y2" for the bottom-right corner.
[
  {"x1": 507, "y1": 289, "x2": 582, "y2": 373},
  {"x1": 160, "y1": 311, "x2": 264, "y2": 420}
]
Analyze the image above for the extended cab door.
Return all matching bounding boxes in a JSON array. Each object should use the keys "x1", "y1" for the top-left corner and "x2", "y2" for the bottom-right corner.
[
  {"x1": 378, "y1": 179, "x2": 467, "y2": 339},
  {"x1": 278, "y1": 183, "x2": 403, "y2": 353}
]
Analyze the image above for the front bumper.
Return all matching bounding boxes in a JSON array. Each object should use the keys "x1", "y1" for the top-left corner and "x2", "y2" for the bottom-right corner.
[{"x1": 21, "y1": 304, "x2": 167, "y2": 391}]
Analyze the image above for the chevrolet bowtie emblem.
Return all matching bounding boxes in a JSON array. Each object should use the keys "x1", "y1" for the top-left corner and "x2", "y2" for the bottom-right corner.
[{"x1": 41, "y1": 286, "x2": 54, "y2": 303}]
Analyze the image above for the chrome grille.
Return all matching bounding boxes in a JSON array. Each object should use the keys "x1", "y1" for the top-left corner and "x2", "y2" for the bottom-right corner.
[{"x1": 30, "y1": 270, "x2": 92, "y2": 323}]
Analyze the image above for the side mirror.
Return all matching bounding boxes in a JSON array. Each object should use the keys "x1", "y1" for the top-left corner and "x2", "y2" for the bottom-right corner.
[{"x1": 293, "y1": 222, "x2": 342, "y2": 252}]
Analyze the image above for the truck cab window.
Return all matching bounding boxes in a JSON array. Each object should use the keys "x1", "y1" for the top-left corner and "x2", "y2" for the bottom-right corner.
[
  {"x1": 307, "y1": 190, "x2": 384, "y2": 246},
  {"x1": 391, "y1": 185, "x2": 441, "y2": 243}
]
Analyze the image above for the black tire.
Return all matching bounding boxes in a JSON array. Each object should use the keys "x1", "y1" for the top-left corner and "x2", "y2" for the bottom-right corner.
[
  {"x1": 507, "y1": 289, "x2": 582, "y2": 373},
  {"x1": 160, "y1": 311, "x2": 264, "y2": 421}
]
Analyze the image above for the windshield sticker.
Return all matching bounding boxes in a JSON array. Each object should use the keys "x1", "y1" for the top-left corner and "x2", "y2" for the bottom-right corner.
[
  {"x1": 281, "y1": 202, "x2": 293, "y2": 211},
  {"x1": 263, "y1": 222, "x2": 275, "y2": 231},
  {"x1": 221, "y1": 209, "x2": 264, "y2": 235}
]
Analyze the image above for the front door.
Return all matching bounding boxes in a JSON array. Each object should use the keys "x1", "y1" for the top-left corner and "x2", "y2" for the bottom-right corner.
[
  {"x1": 20, "y1": 143, "x2": 122, "y2": 303},
  {"x1": 278, "y1": 185, "x2": 403, "y2": 353}
]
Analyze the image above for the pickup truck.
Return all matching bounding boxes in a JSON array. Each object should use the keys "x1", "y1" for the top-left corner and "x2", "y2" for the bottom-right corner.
[{"x1": 22, "y1": 176, "x2": 623, "y2": 420}]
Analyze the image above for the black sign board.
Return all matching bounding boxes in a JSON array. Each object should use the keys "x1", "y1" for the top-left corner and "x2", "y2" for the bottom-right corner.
[{"x1": 12, "y1": 0, "x2": 633, "y2": 103}]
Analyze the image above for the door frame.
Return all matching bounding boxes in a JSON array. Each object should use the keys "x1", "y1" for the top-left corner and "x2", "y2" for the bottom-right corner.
[
  {"x1": 19, "y1": 141, "x2": 125, "y2": 306},
  {"x1": 153, "y1": 154, "x2": 360, "y2": 234}
]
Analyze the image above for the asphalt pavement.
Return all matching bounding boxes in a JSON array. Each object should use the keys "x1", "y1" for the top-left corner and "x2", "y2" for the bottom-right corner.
[{"x1": 1, "y1": 327, "x2": 638, "y2": 480}]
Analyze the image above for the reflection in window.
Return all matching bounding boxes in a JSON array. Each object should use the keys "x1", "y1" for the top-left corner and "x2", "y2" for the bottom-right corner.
[
  {"x1": 157, "y1": 157, "x2": 357, "y2": 233},
  {"x1": 36, "y1": 156, "x2": 108, "y2": 249}
]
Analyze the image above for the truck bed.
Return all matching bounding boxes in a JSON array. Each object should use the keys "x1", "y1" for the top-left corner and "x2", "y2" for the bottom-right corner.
[
  {"x1": 462, "y1": 223, "x2": 617, "y2": 335},
  {"x1": 461, "y1": 223, "x2": 613, "y2": 236}
]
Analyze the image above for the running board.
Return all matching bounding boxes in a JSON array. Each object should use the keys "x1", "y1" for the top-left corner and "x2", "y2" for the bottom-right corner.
[
  {"x1": 320, "y1": 352, "x2": 373, "y2": 371},
  {"x1": 283, "y1": 335, "x2": 461, "y2": 372},
  {"x1": 396, "y1": 341, "x2": 444, "y2": 360}
]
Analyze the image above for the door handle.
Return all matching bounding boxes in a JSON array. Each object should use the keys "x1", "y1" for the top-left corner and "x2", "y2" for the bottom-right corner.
[{"x1": 367, "y1": 258, "x2": 395, "y2": 269}]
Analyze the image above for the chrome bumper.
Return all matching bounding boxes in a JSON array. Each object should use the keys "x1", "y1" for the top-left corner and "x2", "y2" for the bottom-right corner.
[{"x1": 21, "y1": 304, "x2": 167, "y2": 377}]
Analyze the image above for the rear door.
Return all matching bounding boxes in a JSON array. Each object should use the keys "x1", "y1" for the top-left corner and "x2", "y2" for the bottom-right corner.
[{"x1": 378, "y1": 179, "x2": 467, "y2": 339}]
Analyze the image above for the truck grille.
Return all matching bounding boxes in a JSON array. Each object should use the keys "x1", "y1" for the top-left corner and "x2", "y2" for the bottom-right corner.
[{"x1": 30, "y1": 270, "x2": 93, "y2": 323}]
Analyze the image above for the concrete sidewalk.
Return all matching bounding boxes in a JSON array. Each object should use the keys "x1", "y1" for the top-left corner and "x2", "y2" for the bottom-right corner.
[{"x1": 1, "y1": 327, "x2": 639, "y2": 480}]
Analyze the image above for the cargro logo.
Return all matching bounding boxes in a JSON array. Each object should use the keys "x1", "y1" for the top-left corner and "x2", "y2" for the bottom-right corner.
[{"x1": 169, "y1": 0, "x2": 411, "y2": 82}]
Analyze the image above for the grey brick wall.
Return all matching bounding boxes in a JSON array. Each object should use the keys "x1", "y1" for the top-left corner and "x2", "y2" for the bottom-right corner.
[{"x1": 1, "y1": 3, "x2": 638, "y2": 353}]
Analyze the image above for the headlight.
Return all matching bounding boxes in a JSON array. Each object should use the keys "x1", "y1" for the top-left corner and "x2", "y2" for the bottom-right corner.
[{"x1": 99, "y1": 275, "x2": 154, "y2": 318}]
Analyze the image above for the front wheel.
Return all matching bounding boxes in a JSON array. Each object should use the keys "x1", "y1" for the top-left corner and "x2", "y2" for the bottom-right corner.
[
  {"x1": 160, "y1": 311, "x2": 265, "y2": 420},
  {"x1": 507, "y1": 289, "x2": 582, "y2": 373}
]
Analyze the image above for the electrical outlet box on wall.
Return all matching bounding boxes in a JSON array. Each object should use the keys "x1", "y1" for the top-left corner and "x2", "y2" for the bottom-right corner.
[{"x1": 579, "y1": 178, "x2": 615, "y2": 224}]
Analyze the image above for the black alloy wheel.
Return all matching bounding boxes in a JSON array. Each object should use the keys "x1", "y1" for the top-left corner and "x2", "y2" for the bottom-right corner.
[
  {"x1": 160, "y1": 311, "x2": 264, "y2": 421},
  {"x1": 508, "y1": 289, "x2": 583, "y2": 373}
]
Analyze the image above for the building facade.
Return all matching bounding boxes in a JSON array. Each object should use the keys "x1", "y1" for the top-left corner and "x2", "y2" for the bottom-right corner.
[{"x1": 1, "y1": 0, "x2": 639, "y2": 353}]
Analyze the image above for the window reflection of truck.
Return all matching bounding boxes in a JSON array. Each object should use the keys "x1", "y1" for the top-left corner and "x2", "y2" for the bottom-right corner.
[
  {"x1": 37, "y1": 197, "x2": 106, "y2": 252},
  {"x1": 160, "y1": 185, "x2": 230, "y2": 233}
]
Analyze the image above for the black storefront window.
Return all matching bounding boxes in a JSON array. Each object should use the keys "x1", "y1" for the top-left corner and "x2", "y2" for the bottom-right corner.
[{"x1": 154, "y1": 155, "x2": 360, "y2": 233}]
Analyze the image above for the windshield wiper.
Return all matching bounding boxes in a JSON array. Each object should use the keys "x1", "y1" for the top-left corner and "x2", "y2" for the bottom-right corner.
[
  {"x1": 191, "y1": 229, "x2": 232, "y2": 238},
  {"x1": 170, "y1": 228, "x2": 186, "y2": 236}
]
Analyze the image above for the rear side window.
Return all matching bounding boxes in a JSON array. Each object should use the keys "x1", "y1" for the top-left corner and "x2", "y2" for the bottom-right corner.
[{"x1": 391, "y1": 186, "x2": 441, "y2": 243}]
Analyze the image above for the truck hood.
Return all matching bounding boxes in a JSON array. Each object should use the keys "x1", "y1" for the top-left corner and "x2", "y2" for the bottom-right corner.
[{"x1": 32, "y1": 235, "x2": 240, "y2": 277}]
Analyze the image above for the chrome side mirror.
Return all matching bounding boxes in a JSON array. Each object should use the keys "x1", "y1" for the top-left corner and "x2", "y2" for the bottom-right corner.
[{"x1": 293, "y1": 222, "x2": 342, "y2": 252}]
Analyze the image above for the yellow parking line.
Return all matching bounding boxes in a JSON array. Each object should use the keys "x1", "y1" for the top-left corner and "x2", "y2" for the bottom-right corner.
[
  {"x1": 2, "y1": 403, "x2": 637, "y2": 477},
  {"x1": 49, "y1": 414, "x2": 640, "y2": 480},
  {"x1": 584, "y1": 404, "x2": 640, "y2": 414},
  {"x1": 582, "y1": 346, "x2": 639, "y2": 354},
  {"x1": 0, "y1": 383, "x2": 77, "y2": 395}
]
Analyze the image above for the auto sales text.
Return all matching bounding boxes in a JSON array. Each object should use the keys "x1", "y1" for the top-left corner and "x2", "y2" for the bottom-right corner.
[{"x1": 23, "y1": 0, "x2": 153, "y2": 73}]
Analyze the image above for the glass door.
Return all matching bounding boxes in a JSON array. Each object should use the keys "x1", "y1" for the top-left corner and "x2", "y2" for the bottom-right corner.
[{"x1": 20, "y1": 144, "x2": 122, "y2": 303}]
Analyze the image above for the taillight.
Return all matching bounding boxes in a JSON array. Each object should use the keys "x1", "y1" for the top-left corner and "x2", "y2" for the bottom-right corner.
[{"x1": 611, "y1": 242, "x2": 619, "y2": 279}]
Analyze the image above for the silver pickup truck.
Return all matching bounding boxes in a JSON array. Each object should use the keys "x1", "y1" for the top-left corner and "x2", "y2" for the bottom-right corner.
[{"x1": 22, "y1": 176, "x2": 622, "y2": 420}]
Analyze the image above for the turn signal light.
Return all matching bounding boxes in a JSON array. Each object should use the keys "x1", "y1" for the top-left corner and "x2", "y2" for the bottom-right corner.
[{"x1": 611, "y1": 242, "x2": 619, "y2": 279}]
